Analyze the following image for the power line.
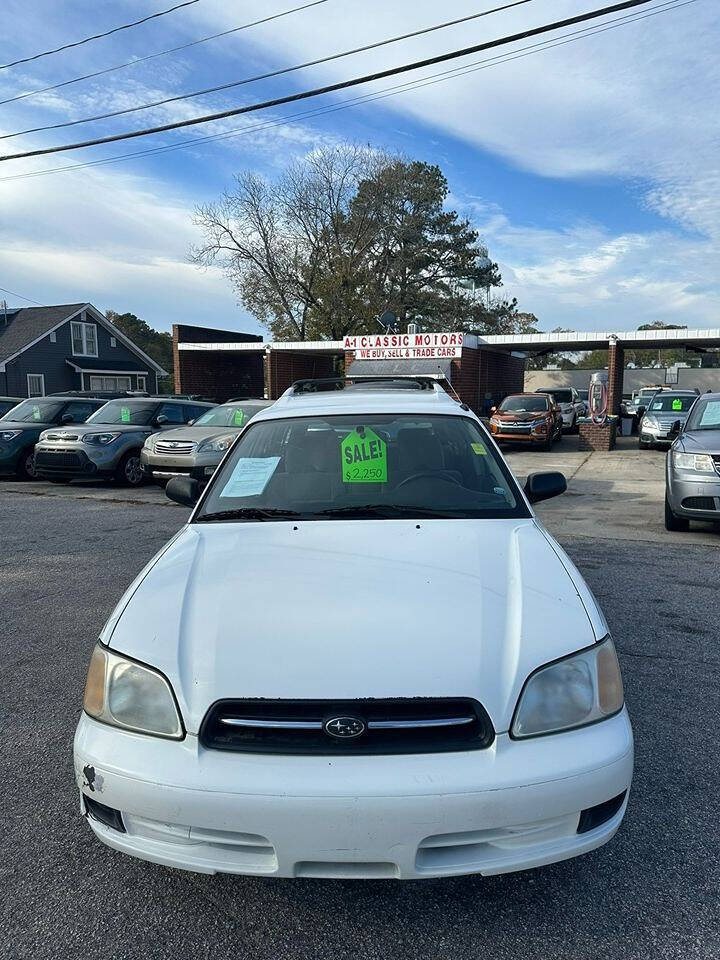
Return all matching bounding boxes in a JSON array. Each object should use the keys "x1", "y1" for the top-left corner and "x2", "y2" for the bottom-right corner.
[
  {"x1": 0, "y1": 0, "x2": 663, "y2": 162},
  {"x1": 0, "y1": 0, "x2": 330, "y2": 108},
  {"x1": 0, "y1": 0, "x2": 202, "y2": 72},
  {"x1": 0, "y1": 285, "x2": 44, "y2": 306},
  {"x1": 0, "y1": 0, "x2": 695, "y2": 181},
  {"x1": 1, "y1": 1, "x2": 536, "y2": 141}
]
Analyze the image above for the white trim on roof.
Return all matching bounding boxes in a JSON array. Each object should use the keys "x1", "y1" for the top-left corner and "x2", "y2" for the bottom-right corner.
[{"x1": 65, "y1": 360, "x2": 149, "y2": 374}]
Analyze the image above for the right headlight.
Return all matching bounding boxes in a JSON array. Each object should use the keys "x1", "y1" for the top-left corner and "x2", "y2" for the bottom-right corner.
[
  {"x1": 83, "y1": 643, "x2": 184, "y2": 739},
  {"x1": 673, "y1": 451, "x2": 715, "y2": 473},
  {"x1": 511, "y1": 636, "x2": 624, "y2": 739},
  {"x1": 198, "y1": 433, "x2": 235, "y2": 453}
]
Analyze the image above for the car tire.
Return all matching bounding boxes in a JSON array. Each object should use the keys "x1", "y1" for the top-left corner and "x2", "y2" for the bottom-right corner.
[
  {"x1": 115, "y1": 451, "x2": 145, "y2": 487},
  {"x1": 665, "y1": 494, "x2": 689, "y2": 532},
  {"x1": 15, "y1": 448, "x2": 38, "y2": 480},
  {"x1": 638, "y1": 438, "x2": 650, "y2": 450}
]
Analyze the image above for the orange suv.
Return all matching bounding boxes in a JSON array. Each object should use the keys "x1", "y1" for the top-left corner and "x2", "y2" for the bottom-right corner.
[{"x1": 488, "y1": 393, "x2": 561, "y2": 450}]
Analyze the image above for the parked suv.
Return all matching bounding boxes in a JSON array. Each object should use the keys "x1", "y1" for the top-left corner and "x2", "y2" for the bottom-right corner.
[
  {"x1": 34, "y1": 397, "x2": 215, "y2": 486},
  {"x1": 535, "y1": 387, "x2": 584, "y2": 433},
  {"x1": 74, "y1": 377, "x2": 632, "y2": 879},
  {"x1": 665, "y1": 392, "x2": 720, "y2": 531},
  {"x1": 638, "y1": 391, "x2": 697, "y2": 448},
  {"x1": 0, "y1": 396, "x2": 107, "y2": 479},
  {"x1": 142, "y1": 399, "x2": 273, "y2": 485},
  {"x1": 489, "y1": 393, "x2": 562, "y2": 449}
]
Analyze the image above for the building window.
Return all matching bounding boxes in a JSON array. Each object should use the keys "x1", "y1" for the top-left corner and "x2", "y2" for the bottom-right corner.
[
  {"x1": 49, "y1": 332, "x2": 57, "y2": 343},
  {"x1": 27, "y1": 374, "x2": 45, "y2": 397},
  {"x1": 137, "y1": 375, "x2": 147, "y2": 391},
  {"x1": 70, "y1": 320, "x2": 98, "y2": 357},
  {"x1": 110, "y1": 336, "x2": 117, "y2": 347},
  {"x1": 88, "y1": 375, "x2": 132, "y2": 392}
]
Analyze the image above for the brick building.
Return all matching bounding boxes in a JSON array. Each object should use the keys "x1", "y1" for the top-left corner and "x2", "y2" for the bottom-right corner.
[{"x1": 173, "y1": 325, "x2": 525, "y2": 415}]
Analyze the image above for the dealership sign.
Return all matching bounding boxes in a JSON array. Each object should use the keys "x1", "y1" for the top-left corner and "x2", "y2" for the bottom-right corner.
[{"x1": 343, "y1": 332, "x2": 464, "y2": 360}]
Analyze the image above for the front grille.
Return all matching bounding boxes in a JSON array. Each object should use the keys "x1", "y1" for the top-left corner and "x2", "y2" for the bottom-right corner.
[
  {"x1": 681, "y1": 496, "x2": 716, "y2": 511},
  {"x1": 200, "y1": 698, "x2": 494, "y2": 755},
  {"x1": 155, "y1": 440, "x2": 196, "y2": 455},
  {"x1": 35, "y1": 450, "x2": 83, "y2": 468},
  {"x1": 44, "y1": 433, "x2": 79, "y2": 441}
]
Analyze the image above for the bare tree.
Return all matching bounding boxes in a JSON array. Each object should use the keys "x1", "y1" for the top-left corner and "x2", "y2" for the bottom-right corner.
[{"x1": 191, "y1": 144, "x2": 388, "y2": 340}]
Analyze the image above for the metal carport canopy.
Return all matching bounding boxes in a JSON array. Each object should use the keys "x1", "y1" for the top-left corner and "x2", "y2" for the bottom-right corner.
[{"x1": 479, "y1": 328, "x2": 720, "y2": 352}]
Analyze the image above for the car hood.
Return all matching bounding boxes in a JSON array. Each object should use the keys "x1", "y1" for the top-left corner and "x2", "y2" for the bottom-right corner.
[
  {"x1": 105, "y1": 519, "x2": 602, "y2": 735},
  {"x1": 0, "y1": 419, "x2": 55, "y2": 431},
  {"x1": 76, "y1": 423, "x2": 154, "y2": 436},
  {"x1": 494, "y1": 411, "x2": 548, "y2": 420},
  {"x1": 150, "y1": 425, "x2": 240, "y2": 443},
  {"x1": 677, "y1": 429, "x2": 720, "y2": 453}
]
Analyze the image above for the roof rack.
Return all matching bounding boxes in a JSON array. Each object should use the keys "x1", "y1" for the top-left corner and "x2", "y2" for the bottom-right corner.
[{"x1": 290, "y1": 376, "x2": 438, "y2": 394}]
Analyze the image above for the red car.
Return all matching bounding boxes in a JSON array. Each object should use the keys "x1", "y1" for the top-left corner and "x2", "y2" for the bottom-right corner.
[{"x1": 488, "y1": 393, "x2": 562, "y2": 450}]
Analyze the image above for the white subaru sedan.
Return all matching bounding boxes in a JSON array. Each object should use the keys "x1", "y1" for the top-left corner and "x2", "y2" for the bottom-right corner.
[{"x1": 74, "y1": 377, "x2": 633, "y2": 880}]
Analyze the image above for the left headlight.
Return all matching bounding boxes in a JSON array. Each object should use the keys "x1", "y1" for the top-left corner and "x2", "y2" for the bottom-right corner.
[
  {"x1": 511, "y1": 636, "x2": 624, "y2": 739},
  {"x1": 642, "y1": 416, "x2": 658, "y2": 429},
  {"x1": 0, "y1": 430, "x2": 22, "y2": 441},
  {"x1": 83, "y1": 643, "x2": 184, "y2": 739},
  {"x1": 673, "y1": 451, "x2": 715, "y2": 473},
  {"x1": 82, "y1": 432, "x2": 121, "y2": 445},
  {"x1": 198, "y1": 433, "x2": 235, "y2": 453}
]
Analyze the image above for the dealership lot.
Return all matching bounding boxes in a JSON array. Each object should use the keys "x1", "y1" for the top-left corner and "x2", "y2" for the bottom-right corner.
[{"x1": 1, "y1": 441, "x2": 718, "y2": 959}]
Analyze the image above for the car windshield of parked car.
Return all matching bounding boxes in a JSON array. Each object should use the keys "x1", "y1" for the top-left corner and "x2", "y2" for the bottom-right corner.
[
  {"x1": 539, "y1": 389, "x2": 572, "y2": 404},
  {"x1": 193, "y1": 404, "x2": 264, "y2": 428},
  {"x1": 196, "y1": 414, "x2": 527, "y2": 522},
  {"x1": 1, "y1": 399, "x2": 64, "y2": 422},
  {"x1": 499, "y1": 396, "x2": 548, "y2": 413},
  {"x1": 648, "y1": 395, "x2": 695, "y2": 413},
  {"x1": 685, "y1": 397, "x2": 720, "y2": 431},
  {"x1": 85, "y1": 400, "x2": 158, "y2": 425}
]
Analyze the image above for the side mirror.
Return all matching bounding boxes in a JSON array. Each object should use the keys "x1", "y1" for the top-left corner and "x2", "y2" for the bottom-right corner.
[
  {"x1": 61, "y1": 413, "x2": 74, "y2": 423},
  {"x1": 155, "y1": 414, "x2": 168, "y2": 425},
  {"x1": 524, "y1": 471, "x2": 567, "y2": 504},
  {"x1": 165, "y1": 476, "x2": 200, "y2": 507},
  {"x1": 670, "y1": 419, "x2": 682, "y2": 436},
  {"x1": 187, "y1": 419, "x2": 195, "y2": 426}
]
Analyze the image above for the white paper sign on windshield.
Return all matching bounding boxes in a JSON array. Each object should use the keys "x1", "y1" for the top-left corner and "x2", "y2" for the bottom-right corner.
[
  {"x1": 700, "y1": 401, "x2": 720, "y2": 427},
  {"x1": 219, "y1": 457, "x2": 280, "y2": 498}
]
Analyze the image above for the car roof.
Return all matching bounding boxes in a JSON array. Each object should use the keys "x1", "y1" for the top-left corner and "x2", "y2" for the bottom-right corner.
[{"x1": 252, "y1": 380, "x2": 465, "y2": 423}]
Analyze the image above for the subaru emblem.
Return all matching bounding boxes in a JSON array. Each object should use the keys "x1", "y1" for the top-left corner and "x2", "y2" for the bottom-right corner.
[{"x1": 324, "y1": 716, "x2": 366, "y2": 739}]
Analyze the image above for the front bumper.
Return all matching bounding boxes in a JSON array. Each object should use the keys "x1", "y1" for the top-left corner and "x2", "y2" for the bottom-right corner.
[
  {"x1": 34, "y1": 444, "x2": 107, "y2": 477},
  {"x1": 0, "y1": 439, "x2": 25, "y2": 474},
  {"x1": 666, "y1": 468, "x2": 720, "y2": 519},
  {"x1": 74, "y1": 709, "x2": 633, "y2": 879},
  {"x1": 490, "y1": 425, "x2": 550, "y2": 444},
  {"x1": 141, "y1": 448, "x2": 220, "y2": 481}
]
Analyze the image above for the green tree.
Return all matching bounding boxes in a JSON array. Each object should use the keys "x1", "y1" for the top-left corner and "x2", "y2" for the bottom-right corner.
[{"x1": 105, "y1": 311, "x2": 173, "y2": 392}]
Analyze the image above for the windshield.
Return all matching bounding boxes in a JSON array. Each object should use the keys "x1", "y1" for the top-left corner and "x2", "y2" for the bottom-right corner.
[
  {"x1": 499, "y1": 396, "x2": 548, "y2": 413},
  {"x1": 196, "y1": 414, "x2": 527, "y2": 522},
  {"x1": 86, "y1": 400, "x2": 157, "y2": 425},
  {"x1": 538, "y1": 389, "x2": 572, "y2": 403},
  {"x1": 194, "y1": 404, "x2": 266, "y2": 428},
  {"x1": 648, "y1": 395, "x2": 695, "y2": 413},
  {"x1": 1, "y1": 399, "x2": 64, "y2": 423},
  {"x1": 685, "y1": 397, "x2": 720, "y2": 431}
]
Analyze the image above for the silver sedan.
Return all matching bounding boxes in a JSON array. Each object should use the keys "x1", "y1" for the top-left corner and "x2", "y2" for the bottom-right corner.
[{"x1": 665, "y1": 392, "x2": 720, "y2": 530}]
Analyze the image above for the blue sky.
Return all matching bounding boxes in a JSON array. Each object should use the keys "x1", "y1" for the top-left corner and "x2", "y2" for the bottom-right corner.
[{"x1": 0, "y1": 0, "x2": 718, "y2": 336}]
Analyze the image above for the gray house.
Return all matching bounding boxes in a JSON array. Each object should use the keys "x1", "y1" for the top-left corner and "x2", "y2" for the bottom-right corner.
[{"x1": 0, "y1": 303, "x2": 168, "y2": 397}]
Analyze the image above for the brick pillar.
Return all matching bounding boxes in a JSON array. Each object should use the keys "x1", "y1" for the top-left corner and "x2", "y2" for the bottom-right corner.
[
  {"x1": 172, "y1": 324, "x2": 183, "y2": 394},
  {"x1": 344, "y1": 350, "x2": 355, "y2": 375},
  {"x1": 607, "y1": 338, "x2": 624, "y2": 416}
]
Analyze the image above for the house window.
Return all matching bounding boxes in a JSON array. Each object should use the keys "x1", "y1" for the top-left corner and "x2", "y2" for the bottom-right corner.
[
  {"x1": 137, "y1": 375, "x2": 147, "y2": 391},
  {"x1": 110, "y1": 336, "x2": 117, "y2": 347},
  {"x1": 71, "y1": 321, "x2": 98, "y2": 357},
  {"x1": 27, "y1": 374, "x2": 45, "y2": 397},
  {"x1": 88, "y1": 375, "x2": 132, "y2": 392},
  {"x1": 49, "y1": 332, "x2": 57, "y2": 343}
]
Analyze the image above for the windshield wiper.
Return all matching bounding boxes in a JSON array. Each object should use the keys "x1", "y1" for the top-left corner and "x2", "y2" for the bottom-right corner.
[
  {"x1": 195, "y1": 507, "x2": 304, "y2": 523},
  {"x1": 312, "y1": 504, "x2": 468, "y2": 519}
]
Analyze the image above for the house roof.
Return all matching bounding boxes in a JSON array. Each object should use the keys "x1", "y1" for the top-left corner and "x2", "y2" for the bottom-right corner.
[{"x1": 0, "y1": 304, "x2": 86, "y2": 363}]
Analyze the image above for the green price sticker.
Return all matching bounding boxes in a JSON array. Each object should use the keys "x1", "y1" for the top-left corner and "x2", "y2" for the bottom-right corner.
[
  {"x1": 341, "y1": 427, "x2": 387, "y2": 484},
  {"x1": 233, "y1": 409, "x2": 246, "y2": 426},
  {"x1": 120, "y1": 406, "x2": 131, "y2": 423},
  {"x1": 32, "y1": 405, "x2": 41, "y2": 420},
  {"x1": 471, "y1": 442, "x2": 487, "y2": 456},
  {"x1": 672, "y1": 399, "x2": 682, "y2": 411}
]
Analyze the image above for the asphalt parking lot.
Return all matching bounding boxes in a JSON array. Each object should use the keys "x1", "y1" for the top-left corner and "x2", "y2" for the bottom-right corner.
[{"x1": 1, "y1": 441, "x2": 718, "y2": 959}]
